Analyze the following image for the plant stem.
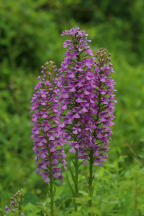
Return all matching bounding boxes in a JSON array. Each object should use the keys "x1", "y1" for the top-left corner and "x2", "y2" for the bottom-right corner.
[
  {"x1": 48, "y1": 147, "x2": 54, "y2": 216},
  {"x1": 75, "y1": 149, "x2": 79, "y2": 194},
  {"x1": 88, "y1": 149, "x2": 94, "y2": 216},
  {"x1": 134, "y1": 171, "x2": 139, "y2": 216},
  {"x1": 50, "y1": 177, "x2": 54, "y2": 216},
  {"x1": 18, "y1": 202, "x2": 21, "y2": 216},
  {"x1": 73, "y1": 149, "x2": 79, "y2": 210}
]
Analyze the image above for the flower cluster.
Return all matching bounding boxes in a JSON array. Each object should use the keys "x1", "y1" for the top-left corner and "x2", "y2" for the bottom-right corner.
[
  {"x1": 31, "y1": 61, "x2": 66, "y2": 184},
  {"x1": 4, "y1": 189, "x2": 24, "y2": 215},
  {"x1": 57, "y1": 27, "x2": 116, "y2": 166},
  {"x1": 58, "y1": 27, "x2": 96, "y2": 161},
  {"x1": 80, "y1": 48, "x2": 117, "y2": 166}
]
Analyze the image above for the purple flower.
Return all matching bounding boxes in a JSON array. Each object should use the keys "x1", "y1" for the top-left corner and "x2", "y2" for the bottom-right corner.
[
  {"x1": 10, "y1": 201, "x2": 15, "y2": 206},
  {"x1": 4, "y1": 206, "x2": 9, "y2": 211},
  {"x1": 31, "y1": 61, "x2": 66, "y2": 183},
  {"x1": 58, "y1": 27, "x2": 96, "y2": 159},
  {"x1": 87, "y1": 48, "x2": 117, "y2": 165},
  {"x1": 58, "y1": 28, "x2": 116, "y2": 166}
]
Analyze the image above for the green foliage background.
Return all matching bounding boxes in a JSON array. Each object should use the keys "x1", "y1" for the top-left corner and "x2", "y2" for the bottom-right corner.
[{"x1": 0, "y1": 0, "x2": 144, "y2": 215}]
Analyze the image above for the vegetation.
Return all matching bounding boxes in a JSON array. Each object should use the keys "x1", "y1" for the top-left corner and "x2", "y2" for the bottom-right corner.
[{"x1": 0, "y1": 0, "x2": 144, "y2": 215}]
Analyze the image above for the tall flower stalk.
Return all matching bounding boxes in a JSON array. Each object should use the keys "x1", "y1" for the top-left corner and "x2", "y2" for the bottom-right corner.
[
  {"x1": 87, "y1": 48, "x2": 117, "y2": 214},
  {"x1": 31, "y1": 61, "x2": 66, "y2": 216},
  {"x1": 57, "y1": 27, "x2": 97, "y2": 208}
]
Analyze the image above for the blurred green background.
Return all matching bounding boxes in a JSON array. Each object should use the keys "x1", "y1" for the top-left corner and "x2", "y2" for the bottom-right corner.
[{"x1": 0, "y1": 0, "x2": 144, "y2": 215}]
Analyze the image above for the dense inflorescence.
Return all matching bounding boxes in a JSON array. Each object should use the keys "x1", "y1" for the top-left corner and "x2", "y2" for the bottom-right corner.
[
  {"x1": 31, "y1": 61, "x2": 66, "y2": 184},
  {"x1": 58, "y1": 27, "x2": 116, "y2": 166},
  {"x1": 85, "y1": 48, "x2": 117, "y2": 166},
  {"x1": 58, "y1": 27, "x2": 96, "y2": 162},
  {"x1": 93, "y1": 48, "x2": 117, "y2": 164}
]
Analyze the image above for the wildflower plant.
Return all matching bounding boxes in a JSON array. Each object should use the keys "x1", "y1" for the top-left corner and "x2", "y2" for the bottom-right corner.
[
  {"x1": 58, "y1": 27, "x2": 116, "y2": 211},
  {"x1": 4, "y1": 189, "x2": 24, "y2": 216},
  {"x1": 31, "y1": 61, "x2": 66, "y2": 216},
  {"x1": 87, "y1": 48, "x2": 117, "y2": 211},
  {"x1": 57, "y1": 27, "x2": 97, "y2": 208}
]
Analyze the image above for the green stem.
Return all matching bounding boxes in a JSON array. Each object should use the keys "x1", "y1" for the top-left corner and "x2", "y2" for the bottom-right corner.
[
  {"x1": 48, "y1": 147, "x2": 54, "y2": 216},
  {"x1": 50, "y1": 177, "x2": 54, "y2": 216},
  {"x1": 18, "y1": 203, "x2": 21, "y2": 216},
  {"x1": 16, "y1": 196, "x2": 21, "y2": 216},
  {"x1": 88, "y1": 150, "x2": 94, "y2": 216},
  {"x1": 134, "y1": 171, "x2": 139, "y2": 216},
  {"x1": 74, "y1": 149, "x2": 79, "y2": 211},
  {"x1": 75, "y1": 149, "x2": 79, "y2": 194}
]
